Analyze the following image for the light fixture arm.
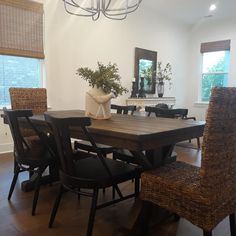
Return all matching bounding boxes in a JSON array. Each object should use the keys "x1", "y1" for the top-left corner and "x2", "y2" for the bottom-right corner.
[{"x1": 63, "y1": 0, "x2": 143, "y2": 21}]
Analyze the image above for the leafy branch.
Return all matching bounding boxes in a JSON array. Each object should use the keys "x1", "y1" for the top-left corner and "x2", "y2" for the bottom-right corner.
[
  {"x1": 156, "y1": 62, "x2": 172, "y2": 83},
  {"x1": 76, "y1": 62, "x2": 128, "y2": 96}
]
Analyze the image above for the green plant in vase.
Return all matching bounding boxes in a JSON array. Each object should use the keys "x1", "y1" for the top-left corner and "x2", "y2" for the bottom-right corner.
[
  {"x1": 156, "y1": 62, "x2": 172, "y2": 97},
  {"x1": 76, "y1": 62, "x2": 128, "y2": 119}
]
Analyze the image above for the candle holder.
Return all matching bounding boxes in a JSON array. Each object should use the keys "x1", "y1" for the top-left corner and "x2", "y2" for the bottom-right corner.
[{"x1": 130, "y1": 81, "x2": 137, "y2": 98}]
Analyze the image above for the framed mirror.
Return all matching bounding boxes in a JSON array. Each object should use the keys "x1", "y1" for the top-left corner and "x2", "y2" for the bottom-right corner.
[{"x1": 134, "y1": 47, "x2": 157, "y2": 94}]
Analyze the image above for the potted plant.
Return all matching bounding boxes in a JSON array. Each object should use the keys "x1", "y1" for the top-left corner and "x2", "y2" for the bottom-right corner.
[
  {"x1": 156, "y1": 62, "x2": 172, "y2": 97},
  {"x1": 77, "y1": 62, "x2": 128, "y2": 119}
]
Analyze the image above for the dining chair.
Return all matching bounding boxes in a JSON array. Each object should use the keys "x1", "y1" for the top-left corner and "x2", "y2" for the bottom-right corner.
[
  {"x1": 9, "y1": 87, "x2": 50, "y2": 178},
  {"x1": 74, "y1": 104, "x2": 136, "y2": 156},
  {"x1": 141, "y1": 87, "x2": 236, "y2": 236},
  {"x1": 3, "y1": 108, "x2": 55, "y2": 216},
  {"x1": 44, "y1": 113, "x2": 141, "y2": 236},
  {"x1": 155, "y1": 103, "x2": 169, "y2": 109},
  {"x1": 9, "y1": 87, "x2": 47, "y2": 115},
  {"x1": 145, "y1": 106, "x2": 201, "y2": 149}
]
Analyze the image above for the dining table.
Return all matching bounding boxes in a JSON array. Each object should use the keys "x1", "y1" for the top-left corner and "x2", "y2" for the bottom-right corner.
[
  {"x1": 2, "y1": 109, "x2": 205, "y2": 188},
  {"x1": 30, "y1": 109, "x2": 204, "y2": 167}
]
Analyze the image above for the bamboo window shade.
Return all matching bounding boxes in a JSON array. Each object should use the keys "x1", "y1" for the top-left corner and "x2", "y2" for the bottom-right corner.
[
  {"x1": 0, "y1": 0, "x2": 44, "y2": 59},
  {"x1": 200, "y1": 40, "x2": 231, "y2": 53}
]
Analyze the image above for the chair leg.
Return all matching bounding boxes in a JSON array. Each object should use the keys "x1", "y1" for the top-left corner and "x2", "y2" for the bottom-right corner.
[
  {"x1": 230, "y1": 213, "x2": 236, "y2": 236},
  {"x1": 136, "y1": 201, "x2": 152, "y2": 236},
  {"x1": 32, "y1": 170, "x2": 43, "y2": 216},
  {"x1": 8, "y1": 168, "x2": 20, "y2": 200},
  {"x1": 203, "y1": 230, "x2": 212, "y2": 236},
  {"x1": 197, "y1": 137, "x2": 201, "y2": 149},
  {"x1": 112, "y1": 186, "x2": 115, "y2": 199},
  {"x1": 87, "y1": 189, "x2": 98, "y2": 236},
  {"x1": 134, "y1": 177, "x2": 140, "y2": 199},
  {"x1": 48, "y1": 185, "x2": 64, "y2": 228}
]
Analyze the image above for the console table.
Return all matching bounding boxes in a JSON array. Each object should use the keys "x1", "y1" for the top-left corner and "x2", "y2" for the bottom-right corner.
[{"x1": 126, "y1": 97, "x2": 176, "y2": 111}]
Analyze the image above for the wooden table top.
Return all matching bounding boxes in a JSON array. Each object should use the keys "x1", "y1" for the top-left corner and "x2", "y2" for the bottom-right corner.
[{"x1": 30, "y1": 110, "x2": 205, "y2": 151}]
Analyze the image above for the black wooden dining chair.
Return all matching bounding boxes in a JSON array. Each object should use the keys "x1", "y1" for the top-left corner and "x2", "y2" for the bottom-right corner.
[
  {"x1": 145, "y1": 106, "x2": 201, "y2": 149},
  {"x1": 74, "y1": 104, "x2": 136, "y2": 155},
  {"x1": 45, "y1": 113, "x2": 141, "y2": 236},
  {"x1": 111, "y1": 104, "x2": 136, "y2": 115},
  {"x1": 3, "y1": 108, "x2": 55, "y2": 216}
]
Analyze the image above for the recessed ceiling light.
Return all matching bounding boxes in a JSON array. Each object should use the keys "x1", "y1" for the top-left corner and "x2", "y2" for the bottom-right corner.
[{"x1": 209, "y1": 4, "x2": 217, "y2": 11}]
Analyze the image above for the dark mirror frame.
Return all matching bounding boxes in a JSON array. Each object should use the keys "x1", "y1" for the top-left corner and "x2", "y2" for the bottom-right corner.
[{"x1": 134, "y1": 47, "x2": 157, "y2": 94}]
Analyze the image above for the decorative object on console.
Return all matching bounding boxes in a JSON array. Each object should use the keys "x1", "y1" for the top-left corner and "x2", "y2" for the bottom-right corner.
[
  {"x1": 156, "y1": 62, "x2": 172, "y2": 97},
  {"x1": 130, "y1": 78, "x2": 137, "y2": 98},
  {"x1": 63, "y1": 0, "x2": 143, "y2": 21},
  {"x1": 77, "y1": 62, "x2": 128, "y2": 119}
]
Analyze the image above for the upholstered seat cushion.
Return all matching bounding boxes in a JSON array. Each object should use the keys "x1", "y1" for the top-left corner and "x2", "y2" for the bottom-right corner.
[
  {"x1": 141, "y1": 161, "x2": 236, "y2": 231},
  {"x1": 60, "y1": 156, "x2": 140, "y2": 189}
]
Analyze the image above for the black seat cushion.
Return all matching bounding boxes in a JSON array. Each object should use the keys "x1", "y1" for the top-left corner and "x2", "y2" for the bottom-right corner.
[{"x1": 70, "y1": 157, "x2": 140, "y2": 188}]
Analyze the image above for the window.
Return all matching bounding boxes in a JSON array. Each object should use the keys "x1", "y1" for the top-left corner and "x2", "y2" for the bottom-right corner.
[
  {"x1": 201, "y1": 51, "x2": 230, "y2": 101},
  {"x1": 200, "y1": 40, "x2": 230, "y2": 102},
  {"x1": 0, "y1": 55, "x2": 42, "y2": 106},
  {"x1": 0, "y1": 0, "x2": 44, "y2": 106}
]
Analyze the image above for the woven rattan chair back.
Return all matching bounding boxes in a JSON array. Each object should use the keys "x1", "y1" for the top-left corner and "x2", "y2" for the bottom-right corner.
[
  {"x1": 200, "y1": 87, "x2": 236, "y2": 193},
  {"x1": 9, "y1": 88, "x2": 47, "y2": 115}
]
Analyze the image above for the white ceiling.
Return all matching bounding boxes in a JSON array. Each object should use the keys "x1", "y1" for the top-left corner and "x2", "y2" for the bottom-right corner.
[{"x1": 142, "y1": 0, "x2": 236, "y2": 25}]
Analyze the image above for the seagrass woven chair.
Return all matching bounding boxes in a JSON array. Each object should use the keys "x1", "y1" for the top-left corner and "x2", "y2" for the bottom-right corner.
[
  {"x1": 9, "y1": 88, "x2": 47, "y2": 115},
  {"x1": 9, "y1": 87, "x2": 47, "y2": 137},
  {"x1": 3, "y1": 108, "x2": 55, "y2": 216},
  {"x1": 145, "y1": 106, "x2": 201, "y2": 149},
  {"x1": 44, "y1": 113, "x2": 141, "y2": 236},
  {"x1": 141, "y1": 87, "x2": 236, "y2": 236}
]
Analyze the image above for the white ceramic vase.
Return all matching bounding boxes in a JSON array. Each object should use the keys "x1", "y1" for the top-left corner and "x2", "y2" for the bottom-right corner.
[{"x1": 85, "y1": 86, "x2": 115, "y2": 119}]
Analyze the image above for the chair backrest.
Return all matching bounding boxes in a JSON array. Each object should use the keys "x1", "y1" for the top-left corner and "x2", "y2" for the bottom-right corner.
[
  {"x1": 200, "y1": 87, "x2": 236, "y2": 194},
  {"x1": 44, "y1": 114, "x2": 91, "y2": 176},
  {"x1": 155, "y1": 103, "x2": 169, "y2": 109},
  {"x1": 3, "y1": 108, "x2": 42, "y2": 162},
  {"x1": 9, "y1": 88, "x2": 47, "y2": 115},
  {"x1": 145, "y1": 106, "x2": 188, "y2": 119},
  {"x1": 111, "y1": 104, "x2": 136, "y2": 115}
]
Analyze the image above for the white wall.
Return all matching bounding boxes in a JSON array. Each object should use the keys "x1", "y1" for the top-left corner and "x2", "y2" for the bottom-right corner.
[
  {"x1": 44, "y1": 0, "x2": 190, "y2": 111},
  {"x1": 185, "y1": 17, "x2": 236, "y2": 120}
]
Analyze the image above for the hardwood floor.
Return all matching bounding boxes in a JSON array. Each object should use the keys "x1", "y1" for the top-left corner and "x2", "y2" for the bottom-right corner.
[{"x1": 0, "y1": 144, "x2": 231, "y2": 236}]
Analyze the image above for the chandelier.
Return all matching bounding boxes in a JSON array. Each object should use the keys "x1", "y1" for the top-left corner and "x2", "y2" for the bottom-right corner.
[{"x1": 63, "y1": 0, "x2": 143, "y2": 21}]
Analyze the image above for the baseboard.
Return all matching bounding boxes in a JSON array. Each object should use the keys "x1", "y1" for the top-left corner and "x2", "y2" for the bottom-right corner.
[{"x1": 0, "y1": 143, "x2": 13, "y2": 154}]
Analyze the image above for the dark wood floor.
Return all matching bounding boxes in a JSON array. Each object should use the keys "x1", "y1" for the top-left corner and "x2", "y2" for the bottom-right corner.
[{"x1": 0, "y1": 143, "x2": 231, "y2": 236}]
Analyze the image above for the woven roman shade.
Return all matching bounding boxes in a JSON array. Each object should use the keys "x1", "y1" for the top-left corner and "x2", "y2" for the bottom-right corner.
[
  {"x1": 200, "y1": 40, "x2": 231, "y2": 53},
  {"x1": 0, "y1": 0, "x2": 44, "y2": 59}
]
